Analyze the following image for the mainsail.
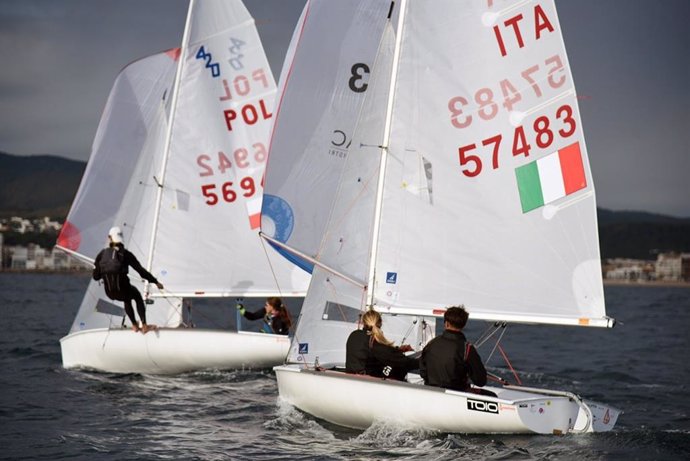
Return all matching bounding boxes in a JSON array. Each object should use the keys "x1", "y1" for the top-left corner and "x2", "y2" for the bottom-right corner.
[
  {"x1": 268, "y1": 0, "x2": 619, "y2": 434},
  {"x1": 148, "y1": 0, "x2": 309, "y2": 297},
  {"x1": 372, "y1": 0, "x2": 609, "y2": 327},
  {"x1": 264, "y1": 0, "x2": 612, "y2": 367},
  {"x1": 59, "y1": 0, "x2": 310, "y2": 334}
]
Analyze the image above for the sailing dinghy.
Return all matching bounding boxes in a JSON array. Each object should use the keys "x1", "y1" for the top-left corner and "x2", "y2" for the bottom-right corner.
[
  {"x1": 57, "y1": 0, "x2": 309, "y2": 375},
  {"x1": 262, "y1": 0, "x2": 620, "y2": 434}
]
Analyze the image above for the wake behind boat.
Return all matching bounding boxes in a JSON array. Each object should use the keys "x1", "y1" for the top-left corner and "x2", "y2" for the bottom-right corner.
[
  {"x1": 57, "y1": 0, "x2": 309, "y2": 375},
  {"x1": 262, "y1": 0, "x2": 620, "y2": 434}
]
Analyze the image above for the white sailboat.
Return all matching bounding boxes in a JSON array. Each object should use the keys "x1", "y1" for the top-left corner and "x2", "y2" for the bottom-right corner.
[
  {"x1": 262, "y1": 0, "x2": 620, "y2": 434},
  {"x1": 57, "y1": 0, "x2": 309, "y2": 375}
]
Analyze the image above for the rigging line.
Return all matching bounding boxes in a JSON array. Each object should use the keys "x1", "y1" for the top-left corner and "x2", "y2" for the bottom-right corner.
[
  {"x1": 155, "y1": 287, "x2": 226, "y2": 329},
  {"x1": 498, "y1": 344, "x2": 522, "y2": 385},
  {"x1": 474, "y1": 322, "x2": 504, "y2": 348},
  {"x1": 399, "y1": 318, "x2": 417, "y2": 347},
  {"x1": 485, "y1": 323, "x2": 509, "y2": 363},
  {"x1": 258, "y1": 232, "x2": 284, "y2": 297}
]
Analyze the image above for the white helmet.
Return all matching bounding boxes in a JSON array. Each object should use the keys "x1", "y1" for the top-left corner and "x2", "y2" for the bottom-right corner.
[{"x1": 108, "y1": 226, "x2": 124, "y2": 243}]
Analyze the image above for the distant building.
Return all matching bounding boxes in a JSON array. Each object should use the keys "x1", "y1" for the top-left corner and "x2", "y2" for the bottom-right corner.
[
  {"x1": 37, "y1": 217, "x2": 62, "y2": 233},
  {"x1": 604, "y1": 258, "x2": 655, "y2": 281},
  {"x1": 655, "y1": 252, "x2": 690, "y2": 281},
  {"x1": 8, "y1": 217, "x2": 33, "y2": 234},
  {"x1": 10, "y1": 246, "x2": 29, "y2": 269},
  {"x1": 3, "y1": 243, "x2": 88, "y2": 272}
]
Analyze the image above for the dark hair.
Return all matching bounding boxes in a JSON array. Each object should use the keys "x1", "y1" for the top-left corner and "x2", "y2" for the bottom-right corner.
[
  {"x1": 444, "y1": 305, "x2": 469, "y2": 330},
  {"x1": 267, "y1": 297, "x2": 292, "y2": 330}
]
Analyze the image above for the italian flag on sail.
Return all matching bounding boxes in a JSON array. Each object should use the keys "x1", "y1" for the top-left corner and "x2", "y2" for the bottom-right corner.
[{"x1": 515, "y1": 142, "x2": 587, "y2": 213}]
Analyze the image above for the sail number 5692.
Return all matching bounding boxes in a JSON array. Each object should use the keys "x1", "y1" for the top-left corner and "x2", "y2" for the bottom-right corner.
[
  {"x1": 201, "y1": 177, "x2": 256, "y2": 205},
  {"x1": 458, "y1": 104, "x2": 576, "y2": 177}
]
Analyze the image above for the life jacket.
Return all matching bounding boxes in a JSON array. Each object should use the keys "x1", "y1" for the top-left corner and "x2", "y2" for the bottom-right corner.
[
  {"x1": 99, "y1": 247, "x2": 128, "y2": 300},
  {"x1": 99, "y1": 247, "x2": 127, "y2": 275}
]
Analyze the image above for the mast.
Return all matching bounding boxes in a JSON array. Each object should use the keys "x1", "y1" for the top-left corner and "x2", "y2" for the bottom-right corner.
[
  {"x1": 144, "y1": 0, "x2": 195, "y2": 283},
  {"x1": 366, "y1": 0, "x2": 408, "y2": 307}
]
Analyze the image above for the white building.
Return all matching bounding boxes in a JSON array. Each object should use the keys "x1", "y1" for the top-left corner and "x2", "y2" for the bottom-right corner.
[{"x1": 655, "y1": 252, "x2": 690, "y2": 281}]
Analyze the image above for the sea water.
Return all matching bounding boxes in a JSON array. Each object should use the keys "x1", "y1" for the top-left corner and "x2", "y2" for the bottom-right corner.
[{"x1": 1, "y1": 273, "x2": 688, "y2": 460}]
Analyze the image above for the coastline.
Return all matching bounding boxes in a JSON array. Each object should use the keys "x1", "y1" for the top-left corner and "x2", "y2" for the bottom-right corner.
[{"x1": 603, "y1": 278, "x2": 690, "y2": 288}]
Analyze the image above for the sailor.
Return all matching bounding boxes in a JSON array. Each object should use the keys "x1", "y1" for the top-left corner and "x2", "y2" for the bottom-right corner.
[
  {"x1": 345, "y1": 309, "x2": 418, "y2": 380},
  {"x1": 420, "y1": 305, "x2": 496, "y2": 396},
  {"x1": 236, "y1": 297, "x2": 292, "y2": 335},
  {"x1": 92, "y1": 226, "x2": 164, "y2": 334}
]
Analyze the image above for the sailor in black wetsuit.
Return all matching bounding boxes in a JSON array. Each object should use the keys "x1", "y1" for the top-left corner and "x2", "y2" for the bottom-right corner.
[
  {"x1": 345, "y1": 309, "x2": 418, "y2": 381},
  {"x1": 420, "y1": 305, "x2": 496, "y2": 396},
  {"x1": 236, "y1": 297, "x2": 292, "y2": 335},
  {"x1": 92, "y1": 226, "x2": 164, "y2": 334}
]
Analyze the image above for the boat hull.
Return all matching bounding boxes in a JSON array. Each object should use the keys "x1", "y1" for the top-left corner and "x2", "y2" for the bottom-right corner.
[
  {"x1": 60, "y1": 328, "x2": 290, "y2": 374},
  {"x1": 275, "y1": 365, "x2": 619, "y2": 434}
]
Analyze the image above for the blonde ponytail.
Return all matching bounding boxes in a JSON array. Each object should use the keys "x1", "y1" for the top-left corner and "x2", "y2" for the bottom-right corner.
[{"x1": 361, "y1": 310, "x2": 393, "y2": 346}]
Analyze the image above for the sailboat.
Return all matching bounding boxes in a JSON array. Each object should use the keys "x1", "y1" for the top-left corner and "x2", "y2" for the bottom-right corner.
[
  {"x1": 56, "y1": 0, "x2": 309, "y2": 375},
  {"x1": 262, "y1": 0, "x2": 620, "y2": 434}
]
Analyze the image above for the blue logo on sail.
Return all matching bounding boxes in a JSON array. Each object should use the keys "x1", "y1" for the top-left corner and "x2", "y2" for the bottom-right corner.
[
  {"x1": 261, "y1": 194, "x2": 314, "y2": 273},
  {"x1": 298, "y1": 343, "x2": 309, "y2": 354},
  {"x1": 386, "y1": 272, "x2": 397, "y2": 284}
]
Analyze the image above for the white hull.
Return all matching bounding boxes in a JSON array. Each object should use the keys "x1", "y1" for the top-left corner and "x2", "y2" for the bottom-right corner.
[
  {"x1": 275, "y1": 365, "x2": 620, "y2": 434},
  {"x1": 60, "y1": 328, "x2": 290, "y2": 374}
]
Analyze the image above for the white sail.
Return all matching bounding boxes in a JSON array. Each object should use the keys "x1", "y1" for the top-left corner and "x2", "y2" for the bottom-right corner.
[
  {"x1": 56, "y1": 51, "x2": 178, "y2": 264},
  {"x1": 59, "y1": 0, "x2": 309, "y2": 374},
  {"x1": 150, "y1": 0, "x2": 309, "y2": 297},
  {"x1": 371, "y1": 0, "x2": 608, "y2": 327},
  {"x1": 261, "y1": 0, "x2": 395, "y2": 270},
  {"x1": 268, "y1": 0, "x2": 619, "y2": 434},
  {"x1": 276, "y1": 0, "x2": 611, "y2": 329},
  {"x1": 59, "y1": 50, "x2": 182, "y2": 330}
]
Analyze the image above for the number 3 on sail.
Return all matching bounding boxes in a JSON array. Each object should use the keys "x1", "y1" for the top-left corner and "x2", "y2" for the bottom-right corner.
[{"x1": 262, "y1": 0, "x2": 620, "y2": 435}]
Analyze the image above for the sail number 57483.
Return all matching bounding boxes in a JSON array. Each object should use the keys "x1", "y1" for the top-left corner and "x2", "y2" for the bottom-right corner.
[{"x1": 458, "y1": 104, "x2": 576, "y2": 178}]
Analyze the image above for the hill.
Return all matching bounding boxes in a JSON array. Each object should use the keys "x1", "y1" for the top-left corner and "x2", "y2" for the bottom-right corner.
[
  {"x1": 0, "y1": 151, "x2": 85, "y2": 218},
  {"x1": 0, "y1": 152, "x2": 689, "y2": 259},
  {"x1": 597, "y1": 209, "x2": 690, "y2": 259}
]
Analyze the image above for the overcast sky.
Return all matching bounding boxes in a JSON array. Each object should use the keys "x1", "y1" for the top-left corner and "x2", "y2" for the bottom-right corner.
[{"x1": 0, "y1": 0, "x2": 688, "y2": 217}]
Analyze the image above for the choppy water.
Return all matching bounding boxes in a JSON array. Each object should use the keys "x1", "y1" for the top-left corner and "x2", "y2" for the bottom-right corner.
[{"x1": 1, "y1": 273, "x2": 689, "y2": 460}]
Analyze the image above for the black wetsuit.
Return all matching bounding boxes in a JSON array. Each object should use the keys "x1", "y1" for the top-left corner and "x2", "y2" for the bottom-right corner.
[
  {"x1": 420, "y1": 329, "x2": 490, "y2": 393},
  {"x1": 93, "y1": 243, "x2": 160, "y2": 326},
  {"x1": 345, "y1": 329, "x2": 419, "y2": 381},
  {"x1": 241, "y1": 308, "x2": 290, "y2": 335}
]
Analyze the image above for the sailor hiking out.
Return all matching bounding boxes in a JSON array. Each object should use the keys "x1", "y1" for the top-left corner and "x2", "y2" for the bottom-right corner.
[{"x1": 92, "y1": 226, "x2": 164, "y2": 334}]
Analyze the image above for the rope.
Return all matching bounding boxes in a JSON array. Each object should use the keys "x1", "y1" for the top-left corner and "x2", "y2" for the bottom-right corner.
[
  {"x1": 472, "y1": 321, "x2": 522, "y2": 385},
  {"x1": 498, "y1": 344, "x2": 522, "y2": 385},
  {"x1": 258, "y1": 234, "x2": 284, "y2": 298},
  {"x1": 484, "y1": 323, "x2": 508, "y2": 363}
]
